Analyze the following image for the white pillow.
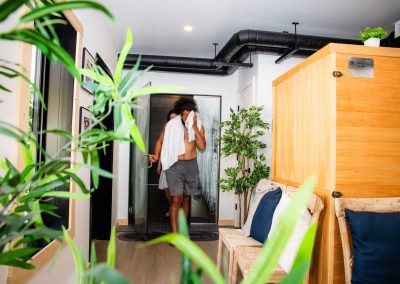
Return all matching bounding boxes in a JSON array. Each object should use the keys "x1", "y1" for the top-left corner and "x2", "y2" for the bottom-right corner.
[
  {"x1": 267, "y1": 193, "x2": 312, "y2": 272},
  {"x1": 241, "y1": 179, "x2": 286, "y2": 236}
]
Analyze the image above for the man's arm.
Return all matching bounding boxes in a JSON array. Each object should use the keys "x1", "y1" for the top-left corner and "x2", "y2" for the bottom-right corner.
[
  {"x1": 149, "y1": 127, "x2": 165, "y2": 163},
  {"x1": 194, "y1": 126, "x2": 206, "y2": 150}
]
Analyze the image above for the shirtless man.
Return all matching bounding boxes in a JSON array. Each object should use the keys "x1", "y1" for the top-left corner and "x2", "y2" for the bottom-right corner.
[{"x1": 149, "y1": 98, "x2": 206, "y2": 233}]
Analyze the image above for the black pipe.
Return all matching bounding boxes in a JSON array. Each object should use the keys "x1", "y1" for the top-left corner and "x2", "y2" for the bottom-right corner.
[
  {"x1": 216, "y1": 29, "x2": 360, "y2": 62},
  {"x1": 224, "y1": 45, "x2": 315, "y2": 74},
  {"x1": 123, "y1": 29, "x2": 364, "y2": 75}
]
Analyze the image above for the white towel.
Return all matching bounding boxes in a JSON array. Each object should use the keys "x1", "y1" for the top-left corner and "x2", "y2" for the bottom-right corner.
[
  {"x1": 160, "y1": 115, "x2": 185, "y2": 170},
  {"x1": 161, "y1": 112, "x2": 203, "y2": 170},
  {"x1": 185, "y1": 111, "x2": 202, "y2": 142}
]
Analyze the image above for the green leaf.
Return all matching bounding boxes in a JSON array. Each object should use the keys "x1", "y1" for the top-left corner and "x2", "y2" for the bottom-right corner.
[
  {"x1": 147, "y1": 234, "x2": 224, "y2": 284},
  {"x1": 90, "y1": 149, "x2": 100, "y2": 189},
  {"x1": 42, "y1": 191, "x2": 89, "y2": 200},
  {"x1": 280, "y1": 223, "x2": 318, "y2": 284},
  {"x1": 0, "y1": 247, "x2": 38, "y2": 264},
  {"x1": 89, "y1": 242, "x2": 97, "y2": 284},
  {"x1": 118, "y1": 55, "x2": 141, "y2": 92},
  {"x1": 0, "y1": 258, "x2": 35, "y2": 270},
  {"x1": 178, "y1": 209, "x2": 192, "y2": 284},
  {"x1": 0, "y1": 83, "x2": 12, "y2": 93},
  {"x1": 66, "y1": 170, "x2": 90, "y2": 194},
  {"x1": 20, "y1": 1, "x2": 114, "y2": 23},
  {"x1": 0, "y1": 29, "x2": 80, "y2": 81},
  {"x1": 114, "y1": 28, "x2": 133, "y2": 83},
  {"x1": 88, "y1": 263, "x2": 131, "y2": 284},
  {"x1": 40, "y1": 129, "x2": 73, "y2": 139},
  {"x1": 107, "y1": 226, "x2": 116, "y2": 267},
  {"x1": 80, "y1": 68, "x2": 113, "y2": 86},
  {"x1": 121, "y1": 104, "x2": 145, "y2": 152},
  {"x1": 81, "y1": 163, "x2": 113, "y2": 179},
  {"x1": 0, "y1": 0, "x2": 29, "y2": 22},
  {"x1": 0, "y1": 65, "x2": 46, "y2": 109},
  {"x1": 63, "y1": 226, "x2": 86, "y2": 283},
  {"x1": 31, "y1": 200, "x2": 45, "y2": 227},
  {"x1": 241, "y1": 176, "x2": 316, "y2": 284}
]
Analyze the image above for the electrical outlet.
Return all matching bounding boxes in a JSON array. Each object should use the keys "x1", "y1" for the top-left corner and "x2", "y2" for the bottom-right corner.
[{"x1": 395, "y1": 20, "x2": 400, "y2": 38}]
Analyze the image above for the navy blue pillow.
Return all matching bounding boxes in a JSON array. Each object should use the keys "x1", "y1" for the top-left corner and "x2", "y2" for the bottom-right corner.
[
  {"x1": 250, "y1": 187, "x2": 282, "y2": 243},
  {"x1": 345, "y1": 209, "x2": 400, "y2": 284}
]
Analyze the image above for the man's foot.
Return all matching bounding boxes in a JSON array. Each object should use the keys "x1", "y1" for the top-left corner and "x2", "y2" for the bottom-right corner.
[{"x1": 164, "y1": 211, "x2": 170, "y2": 218}]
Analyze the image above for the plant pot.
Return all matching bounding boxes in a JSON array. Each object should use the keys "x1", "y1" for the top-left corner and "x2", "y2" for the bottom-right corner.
[{"x1": 364, "y1": 38, "x2": 380, "y2": 47}]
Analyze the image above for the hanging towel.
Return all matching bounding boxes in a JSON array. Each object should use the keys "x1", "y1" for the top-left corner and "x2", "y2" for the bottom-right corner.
[
  {"x1": 161, "y1": 112, "x2": 203, "y2": 170},
  {"x1": 160, "y1": 115, "x2": 185, "y2": 170},
  {"x1": 185, "y1": 111, "x2": 202, "y2": 143}
]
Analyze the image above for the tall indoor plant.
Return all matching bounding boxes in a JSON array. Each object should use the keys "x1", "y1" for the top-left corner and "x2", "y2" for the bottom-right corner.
[{"x1": 219, "y1": 106, "x2": 270, "y2": 227}]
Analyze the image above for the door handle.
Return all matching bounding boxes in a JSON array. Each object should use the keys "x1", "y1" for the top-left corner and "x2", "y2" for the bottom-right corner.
[
  {"x1": 141, "y1": 154, "x2": 153, "y2": 168},
  {"x1": 331, "y1": 191, "x2": 343, "y2": 198}
]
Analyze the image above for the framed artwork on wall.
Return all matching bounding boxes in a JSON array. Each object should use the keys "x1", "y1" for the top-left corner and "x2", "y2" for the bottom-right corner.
[
  {"x1": 79, "y1": 106, "x2": 92, "y2": 134},
  {"x1": 82, "y1": 47, "x2": 95, "y2": 94},
  {"x1": 95, "y1": 52, "x2": 113, "y2": 80}
]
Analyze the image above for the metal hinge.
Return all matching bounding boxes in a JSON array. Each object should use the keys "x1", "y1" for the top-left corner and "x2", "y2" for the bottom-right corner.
[
  {"x1": 332, "y1": 71, "x2": 343, "y2": 78},
  {"x1": 331, "y1": 191, "x2": 343, "y2": 198}
]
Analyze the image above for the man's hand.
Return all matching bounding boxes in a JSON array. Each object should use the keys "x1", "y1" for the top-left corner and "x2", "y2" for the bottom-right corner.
[
  {"x1": 193, "y1": 112, "x2": 200, "y2": 133},
  {"x1": 157, "y1": 162, "x2": 162, "y2": 175},
  {"x1": 149, "y1": 154, "x2": 159, "y2": 163}
]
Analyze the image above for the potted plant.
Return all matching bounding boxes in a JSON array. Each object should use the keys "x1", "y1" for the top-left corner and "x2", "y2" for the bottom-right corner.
[
  {"x1": 359, "y1": 26, "x2": 388, "y2": 47},
  {"x1": 218, "y1": 106, "x2": 270, "y2": 227}
]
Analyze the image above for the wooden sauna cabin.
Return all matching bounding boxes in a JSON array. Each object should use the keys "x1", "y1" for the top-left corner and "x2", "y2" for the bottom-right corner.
[{"x1": 271, "y1": 43, "x2": 400, "y2": 283}]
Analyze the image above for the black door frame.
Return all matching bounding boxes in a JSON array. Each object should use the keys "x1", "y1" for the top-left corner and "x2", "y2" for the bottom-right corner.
[{"x1": 128, "y1": 93, "x2": 222, "y2": 232}]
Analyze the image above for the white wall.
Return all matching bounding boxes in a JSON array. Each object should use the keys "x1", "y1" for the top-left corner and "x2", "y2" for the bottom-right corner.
[
  {"x1": 256, "y1": 54, "x2": 304, "y2": 172},
  {"x1": 237, "y1": 54, "x2": 304, "y2": 175},
  {"x1": 115, "y1": 71, "x2": 239, "y2": 222},
  {"x1": 0, "y1": 13, "x2": 19, "y2": 167}
]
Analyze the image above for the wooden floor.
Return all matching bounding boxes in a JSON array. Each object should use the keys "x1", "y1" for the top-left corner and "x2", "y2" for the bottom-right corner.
[{"x1": 95, "y1": 235, "x2": 219, "y2": 284}]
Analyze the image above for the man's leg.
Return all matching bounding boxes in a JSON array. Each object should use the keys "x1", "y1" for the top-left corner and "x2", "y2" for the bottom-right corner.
[
  {"x1": 164, "y1": 189, "x2": 171, "y2": 217},
  {"x1": 170, "y1": 194, "x2": 183, "y2": 233},
  {"x1": 182, "y1": 194, "x2": 190, "y2": 218}
]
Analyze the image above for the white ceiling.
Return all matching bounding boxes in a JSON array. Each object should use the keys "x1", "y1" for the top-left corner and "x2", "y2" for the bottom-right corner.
[{"x1": 99, "y1": 0, "x2": 400, "y2": 58}]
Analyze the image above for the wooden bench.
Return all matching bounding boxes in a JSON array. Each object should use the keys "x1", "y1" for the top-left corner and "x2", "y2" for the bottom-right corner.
[{"x1": 218, "y1": 185, "x2": 324, "y2": 284}]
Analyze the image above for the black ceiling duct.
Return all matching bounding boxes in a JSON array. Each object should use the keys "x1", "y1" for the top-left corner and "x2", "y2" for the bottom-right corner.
[{"x1": 123, "y1": 28, "x2": 398, "y2": 75}]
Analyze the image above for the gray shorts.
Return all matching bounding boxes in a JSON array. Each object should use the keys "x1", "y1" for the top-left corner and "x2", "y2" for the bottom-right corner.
[{"x1": 165, "y1": 159, "x2": 199, "y2": 196}]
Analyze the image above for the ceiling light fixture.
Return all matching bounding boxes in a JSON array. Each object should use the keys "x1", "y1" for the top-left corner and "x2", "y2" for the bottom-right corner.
[{"x1": 184, "y1": 26, "x2": 193, "y2": 32}]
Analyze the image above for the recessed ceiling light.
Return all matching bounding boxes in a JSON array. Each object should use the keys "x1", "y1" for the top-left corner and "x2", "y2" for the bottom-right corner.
[{"x1": 184, "y1": 26, "x2": 193, "y2": 32}]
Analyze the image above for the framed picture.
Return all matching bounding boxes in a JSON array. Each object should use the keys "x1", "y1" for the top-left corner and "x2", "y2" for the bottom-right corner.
[
  {"x1": 79, "y1": 107, "x2": 92, "y2": 134},
  {"x1": 95, "y1": 53, "x2": 113, "y2": 80},
  {"x1": 82, "y1": 47, "x2": 95, "y2": 94}
]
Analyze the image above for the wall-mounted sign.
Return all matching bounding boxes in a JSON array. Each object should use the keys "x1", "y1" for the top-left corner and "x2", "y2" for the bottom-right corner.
[{"x1": 348, "y1": 57, "x2": 374, "y2": 78}]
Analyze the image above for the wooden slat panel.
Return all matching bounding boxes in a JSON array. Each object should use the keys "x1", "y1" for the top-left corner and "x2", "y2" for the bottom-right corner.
[
  {"x1": 273, "y1": 54, "x2": 336, "y2": 189},
  {"x1": 337, "y1": 126, "x2": 400, "y2": 143},
  {"x1": 273, "y1": 53, "x2": 336, "y2": 284},
  {"x1": 337, "y1": 141, "x2": 400, "y2": 157},
  {"x1": 337, "y1": 111, "x2": 400, "y2": 128},
  {"x1": 337, "y1": 96, "x2": 400, "y2": 114},
  {"x1": 337, "y1": 83, "x2": 400, "y2": 100}
]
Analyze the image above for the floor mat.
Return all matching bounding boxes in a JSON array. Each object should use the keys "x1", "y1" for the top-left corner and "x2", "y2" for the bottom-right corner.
[
  {"x1": 117, "y1": 223, "x2": 219, "y2": 234},
  {"x1": 118, "y1": 231, "x2": 219, "y2": 242}
]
